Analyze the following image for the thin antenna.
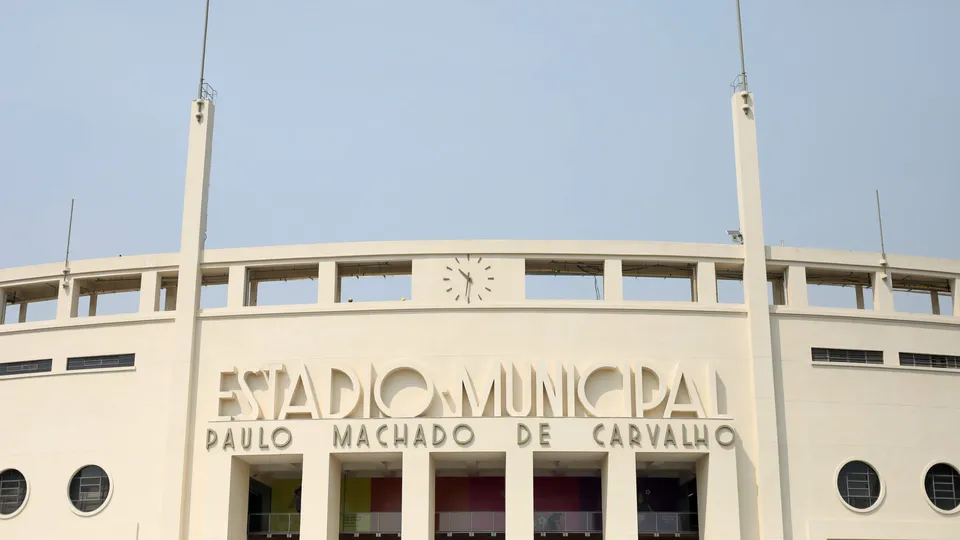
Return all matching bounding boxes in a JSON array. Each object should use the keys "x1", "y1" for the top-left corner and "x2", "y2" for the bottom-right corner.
[
  {"x1": 64, "y1": 198, "x2": 75, "y2": 269},
  {"x1": 735, "y1": 0, "x2": 748, "y2": 92},
  {"x1": 197, "y1": 0, "x2": 212, "y2": 100},
  {"x1": 875, "y1": 189, "x2": 887, "y2": 260}
]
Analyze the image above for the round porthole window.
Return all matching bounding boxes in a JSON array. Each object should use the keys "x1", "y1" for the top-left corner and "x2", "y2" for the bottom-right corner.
[
  {"x1": 836, "y1": 460, "x2": 882, "y2": 511},
  {"x1": 68, "y1": 465, "x2": 111, "y2": 515},
  {"x1": 0, "y1": 469, "x2": 28, "y2": 518},
  {"x1": 924, "y1": 463, "x2": 960, "y2": 513}
]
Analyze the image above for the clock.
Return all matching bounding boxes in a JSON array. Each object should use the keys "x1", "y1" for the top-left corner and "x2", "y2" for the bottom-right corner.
[{"x1": 442, "y1": 255, "x2": 494, "y2": 303}]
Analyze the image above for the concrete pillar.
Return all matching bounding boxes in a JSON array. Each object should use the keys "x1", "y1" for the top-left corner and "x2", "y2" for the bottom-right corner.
[
  {"x1": 318, "y1": 262, "x2": 337, "y2": 304},
  {"x1": 603, "y1": 451, "x2": 638, "y2": 539},
  {"x1": 603, "y1": 259, "x2": 623, "y2": 301},
  {"x1": 139, "y1": 271, "x2": 161, "y2": 313},
  {"x1": 164, "y1": 286, "x2": 178, "y2": 311},
  {"x1": 401, "y1": 452, "x2": 435, "y2": 539},
  {"x1": 87, "y1": 292, "x2": 98, "y2": 317},
  {"x1": 505, "y1": 451, "x2": 534, "y2": 540},
  {"x1": 161, "y1": 99, "x2": 215, "y2": 540},
  {"x1": 696, "y1": 449, "x2": 742, "y2": 540},
  {"x1": 855, "y1": 285, "x2": 865, "y2": 309},
  {"x1": 18, "y1": 303, "x2": 27, "y2": 323},
  {"x1": 784, "y1": 266, "x2": 807, "y2": 308},
  {"x1": 0, "y1": 288, "x2": 7, "y2": 325},
  {"x1": 300, "y1": 453, "x2": 341, "y2": 540},
  {"x1": 56, "y1": 279, "x2": 79, "y2": 321},
  {"x1": 227, "y1": 266, "x2": 248, "y2": 308},
  {"x1": 731, "y1": 91, "x2": 786, "y2": 540},
  {"x1": 872, "y1": 270, "x2": 895, "y2": 313},
  {"x1": 931, "y1": 290, "x2": 941, "y2": 315},
  {"x1": 952, "y1": 278, "x2": 960, "y2": 317},
  {"x1": 203, "y1": 456, "x2": 250, "y2": 540},
  {"x1": 248, "y1": 280, "x2": 259, "y2": 307},
  {"x1": 696, "y1": 262, "x2": 718, "y2": 304}
]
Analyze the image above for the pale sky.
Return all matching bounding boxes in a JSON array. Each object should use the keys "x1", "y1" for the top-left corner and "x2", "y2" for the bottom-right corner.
[{"x1": 1, "y1": 1, "x2": 957, "y2": 310}]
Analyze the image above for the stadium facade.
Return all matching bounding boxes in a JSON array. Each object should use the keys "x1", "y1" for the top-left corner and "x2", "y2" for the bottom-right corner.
[{"x1": 0, "y1": 88, "x2": 959, "y2": 540}]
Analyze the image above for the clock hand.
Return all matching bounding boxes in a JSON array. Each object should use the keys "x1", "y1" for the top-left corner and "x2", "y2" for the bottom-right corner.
[{"x1": 458, "y1": 269, "x2": 470, "y2": 280}]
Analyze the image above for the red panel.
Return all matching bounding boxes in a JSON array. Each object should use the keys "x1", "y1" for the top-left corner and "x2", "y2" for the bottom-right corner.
[
  {"x1": 533, "y1": 477, "x2": 581, "y2": 511},
  {"x1": 468, "y1": 477, "x2": 505, "y2": 511},
  {"x1": 436, "y1": 477, "x2": 470, "y2": 511},
  {"x1": 370, "y1": 477, "x2": 403, "y2": 512}
]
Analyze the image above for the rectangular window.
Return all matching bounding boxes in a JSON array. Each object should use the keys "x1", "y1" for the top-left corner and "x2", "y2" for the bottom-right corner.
[
  {"x1": 525, "y1": 259, "x2": 604, "y2": 300},
  {"x1": 622, "y1": 262, "x2": 694, "y2": 302},
  {"x1": 900, "y1": 353, "x2": 960, "y2": 370},
  {"x1": 336, "y1": 261, "x2": 412, "y2": 303},
  {"x1": 66, "y1": 354, "x2": 135, "y2": 371},
  {"x1": 811, "y1": 348, "x2": 883, "y2": 365},
  {"x1": 0, "y1": 359, "x2": 53, "y2": 377}
]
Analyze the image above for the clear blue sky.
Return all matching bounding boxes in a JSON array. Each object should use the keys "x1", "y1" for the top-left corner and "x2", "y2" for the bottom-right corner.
[{"x1": 1, "y1": 1, "x2": 957, "y2": 271}]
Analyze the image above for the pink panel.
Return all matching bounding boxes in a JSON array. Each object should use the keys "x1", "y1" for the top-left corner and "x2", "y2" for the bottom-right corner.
[
  {"x1": 468, "y1": 477, "x2": 506, "y2": 511},
  {"x1": 533, "y1": 477, "x2": 581, "y2": 511},
  {"x1": 436, "y1": 477, "x2": 470, "y2": 511}
]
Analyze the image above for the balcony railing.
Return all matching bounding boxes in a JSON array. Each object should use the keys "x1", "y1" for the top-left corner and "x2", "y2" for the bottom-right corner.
[
  {"x1": 340, "y1": 511, "x2": 402, "y2": 534},
  {"x1": 638, "y1": 512, "x2": 698, "y2": 534},
  {"x1": 248, "y1": 513, "x2": 301, "y2": 535},
  {"x1": 436, "y1": 511, "x2": 506, "y2": 533},
  {"x1": 534, "y1": 511, "x2": 602, "y2": 533}
]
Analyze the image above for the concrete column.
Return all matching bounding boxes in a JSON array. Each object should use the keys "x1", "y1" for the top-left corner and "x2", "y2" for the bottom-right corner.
[
  {"x1": 872, "y1": 270, "x2": 895, "y2": 313},
  {"x1": 931, "y1": 291, "x2": 941, "y2": 315},
  {"x1": 87, "y1": 292, "x2": 98, "y2": 317},
  {"x1": 855, "y1": 285, "x2": 865, "y2": 309},
  {"x1": 401, "y1": 452, "x2": 435, "y2": 539},
  {"x1": 139, "y1": 271, "x2": 161, "y2": 313},
  {"x1": 696, "y1": 448, "x2": 742, "y2": 540},
  {"x1": 696, "y1": 262, "x2": 718, "y2": 304},
  {"x1": 603, "y1": 259, "x2": 623, "y2": 301},
  {"x1": 227, "y1": 266, "x2": 248, "y2": 308},
  {"x1": 164, "y1": 286, "x2": 178, "y2": 311},
  {"x1": 952, "y1": 278, "x2": 960, "y2": 317},
  {"x1": 248, "y1": 280, "x2": 259, "y2": 307},
  {"x1": 18, "y1": 303, "x2": 27, "y2": 323},
  {"x1": 318, "y1": 262, "x2": 337, "y2": 304},
  {"x1": 56, "y1": 279, "x2": 79, "y2": 321},
  {"x1": 202, "y1": 455, "x2": 250, "y2": 540},
  {"x1": 731, "y1": 91, "x2": 786, "y2": 540},
  {"x1": 0, "y1": 288, "x2": 6, "y2": 325},
  {"x1": 784, "y1": 266, "x2": 807, "y2": 308},
  {"x1": 506, "y1": 451, "x2": 534, "y2": 540},
  {"x1": 300, "y1": 453, "x2": 341, "y2": 540},
  {"x1": 161, "y1": 99, "x2": 215, "y2": 540},
  {"x1": 603, "y1": 451, "x2": 638, "y2": 539}
]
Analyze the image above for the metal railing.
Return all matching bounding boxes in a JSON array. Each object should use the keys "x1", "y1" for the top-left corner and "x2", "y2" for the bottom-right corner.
[
  {"x1": 248, "y1": 513, "x2": 301, "y2": 534},
  {"x1": 637, "y1": 512, "x2": 699, "y2": 534},
  {"x1": 533, "y1": 511, "x2": 602, "y2": 533},
  {"x1": 340, "y1": 512, "x2": 402, "y2": 534},
  {"x1": 436, "y1": 511, "x2": 506, "y2": 533}
]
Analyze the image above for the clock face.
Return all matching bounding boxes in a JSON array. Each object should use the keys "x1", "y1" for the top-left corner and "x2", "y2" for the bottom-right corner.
[{"x1": 442, "y1": 255, "x2": 493, "y2": 304}]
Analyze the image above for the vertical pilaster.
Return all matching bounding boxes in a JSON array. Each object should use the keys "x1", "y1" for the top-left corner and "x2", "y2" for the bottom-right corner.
[
  {"x1": 87, "y1": 292, "x2": 98, "y2": 316},
  {"x1": 952, "y1": 278, "x2": 960, "y2": 317},
  {"x1": 696, "y1": 262, "x2": 718, "y2": 304},
  {"x1": 0, "y1": 288, "x2": 6, "y2": 325},
  {"x1": 161, "y1": 99, "x2": 215, "y2": 540},
  {"x1": 931, "y1": 291, "x2": 941, "y2": 315},
  {"x1": 165, "y1": 286, "x2": 179, "y2": 311},
  {"x1": 227, "y1": 265, "x2": 248, "y2": 308},
  {"x1": 603, "y1": 259, "x2": 623, "y2": 301},
  {"x1": 202, "y1": 455, "x2": 250, "y2": 540},
  {"x1": 56, "y1": 279, "x2": 78, "y2": 321},
  {"x1": 603, "y1": 451, "x2": 638, "y2": 539},
  {"x1": 401, "y1": 452, "x2": 435, "y2": 539},
  {"x1": 872, "y1": 270, "x2": 895, "y2": 313},
  {"x1": 318, "y1": 261, "x2": 337, "y2": 304},
  {"x1": 18, "y1": 303, "x2": 27, "y2": 323},
  {"x1": 300, "y1": 453, "x2": 341, "y2": 540},
  {"x1": 248, "y1": 281, "x2": 259, "y2": 307},
  {"x1": 731, "y1": 91, "x2": 786, "y2": 540},
  {"x1": 696, "y1": 449, "x2": 742, "y2": 540},
  {"x1": 139, "y1": 271, "x2": 161, "y2": 313},
  {"x1": 506, "y1": 450, "x2": 534, "y2": 540},
  {"x1": 784, "y1": 266, "x2": 807, "y2": 308}
]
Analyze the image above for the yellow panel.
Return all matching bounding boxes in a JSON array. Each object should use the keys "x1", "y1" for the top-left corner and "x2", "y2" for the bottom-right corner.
[{"x1": 270, "y1": 479, "x2": 303, "y2": 514}]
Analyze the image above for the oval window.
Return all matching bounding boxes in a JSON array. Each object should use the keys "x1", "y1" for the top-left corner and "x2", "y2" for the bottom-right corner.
[
  {"x1": 925, "y1": 463, "x2": 960, "y2": 512},
  {"x1": 69, "y1": 465, "x2": 111, "y2": 514},
  {"x1": 0, "y1": 469, "x2": 28, "y2": 516},
  {"x1": 837, "y1": 460, "x2": 882, "y2": 510}
]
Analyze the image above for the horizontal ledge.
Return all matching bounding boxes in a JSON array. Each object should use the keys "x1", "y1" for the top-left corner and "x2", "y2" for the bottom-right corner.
[
  {"x1": 199, "y1": 301, "x2": 749, "y2": 319},
  {"x1": 769, "y1": 305, "x2": 959, "y2": 327},
  {"x1": 0, "y1": 365, "x2": 136, "y2": 382},
  {"x1": 811, "y1": 361, "x2": 960, "y2": 376},
  {"x1": 0, "y1": 312, "x2": 175, "y2": 336}
]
